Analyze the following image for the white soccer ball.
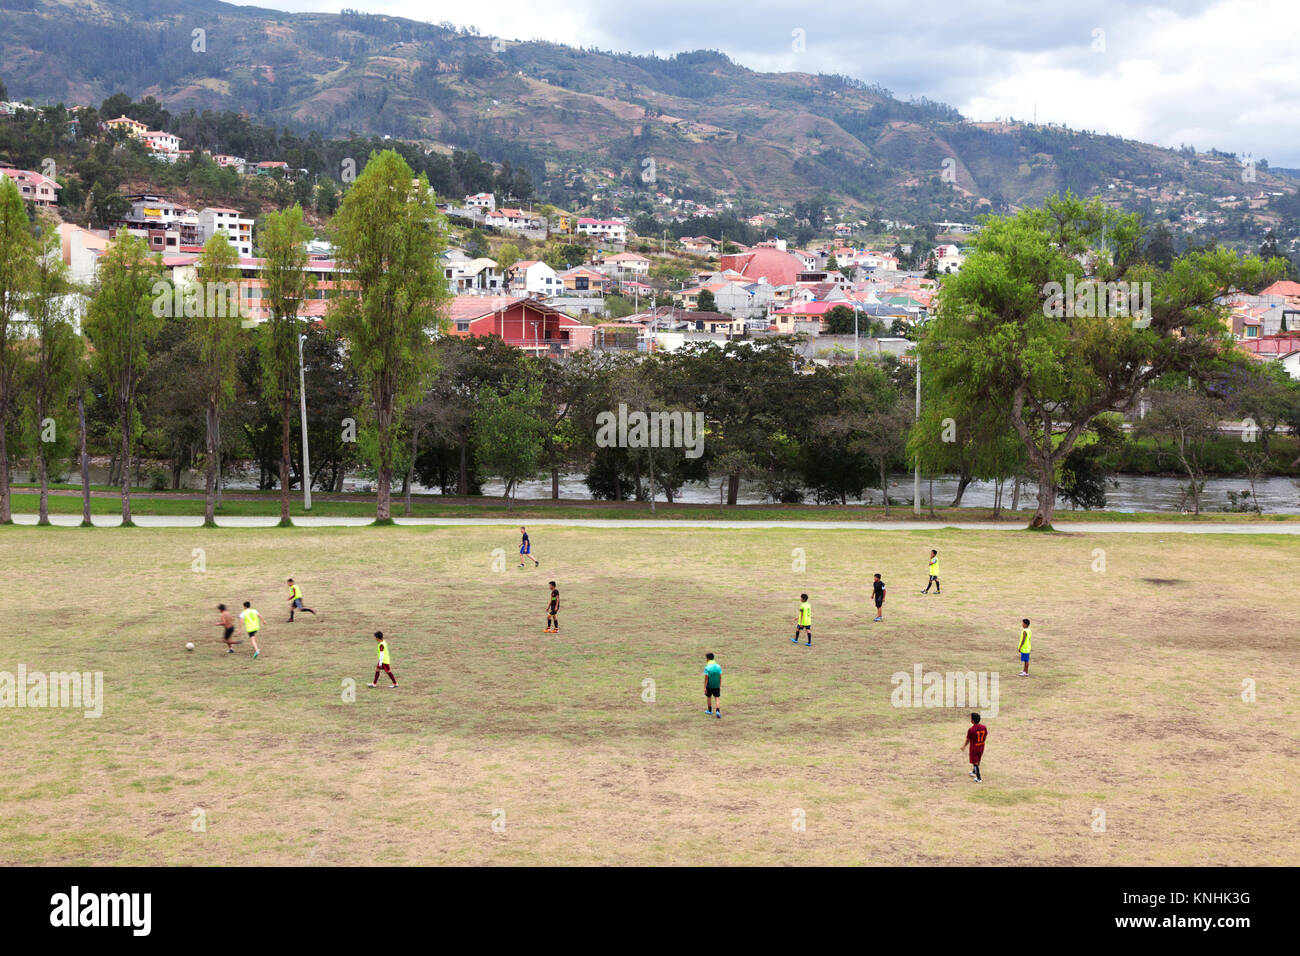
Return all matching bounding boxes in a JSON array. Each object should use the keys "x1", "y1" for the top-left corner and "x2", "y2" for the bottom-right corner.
[{"x1": 185, "y1": 642, "x2": 195, "y2": 651}]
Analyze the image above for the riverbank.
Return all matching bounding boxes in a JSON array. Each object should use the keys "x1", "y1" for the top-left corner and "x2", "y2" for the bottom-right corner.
[{"x1": 6, "y1": 485, "x2": 1300, "y2": 524}]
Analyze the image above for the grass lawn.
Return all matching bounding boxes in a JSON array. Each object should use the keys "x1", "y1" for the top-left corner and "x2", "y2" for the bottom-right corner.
[{"x1": 0, "y1": 525, "x2": 1296, "y2": 865}]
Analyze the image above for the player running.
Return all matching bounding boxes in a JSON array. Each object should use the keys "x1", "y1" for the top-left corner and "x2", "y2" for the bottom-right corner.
[
  {"x1": 239, "y1": 601, "x2": 262, "y2": 658},
  {"x1": 217, "y1": 604, "x2": 238, "y2": 652},
  {"x1": 286, "y1": 578, "x2": 316, "y2": 622},
  {"x1": 792, "y1": 593, "x2": 812, "y2": 645},
  {"x1": 369, "y1": 631, "x2": 398, "y2": 688},
  {"x1": 518, "y1": 526, "x2": 539, "y2": 568},
  {"x1": 545, "y1": 581, "x2": 560, "y2": 633},
  {"x1": 922, "y1": 549, "x2": 940, "y2": 594},
  {"x1": 872, "y1": 574, "x2": 886, "y2": 622},
  {"x1": 962, "y1": 712, "x2": 987, "y2": 782},
  {"x1": 703, "y1": 652, "x2": 722, "y2": 719},
  {"x1": 1018, "y1": 618, "x2": 1031, "y2": 676}
]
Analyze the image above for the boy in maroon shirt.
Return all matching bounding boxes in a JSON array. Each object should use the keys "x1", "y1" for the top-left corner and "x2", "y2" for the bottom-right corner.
[{"x1": 962, "y1": 712, "x2": 987, "y2": 783}]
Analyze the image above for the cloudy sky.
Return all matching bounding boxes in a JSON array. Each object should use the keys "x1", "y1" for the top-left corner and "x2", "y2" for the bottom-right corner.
[{"x1": 248, "y1": 0, "x2": 1300, "y2": 167}]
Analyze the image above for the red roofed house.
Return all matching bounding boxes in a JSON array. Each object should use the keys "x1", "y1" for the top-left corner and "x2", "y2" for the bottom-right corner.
[
  {"x1": 446, "y1": 296, "x2": 594, "y2": 357},
  {"x1": 719, "y1": 246, "x2": 807, "y2": 287},
  {"x1": 0, "y1": 165, "x2": 60, "y2": 207}
]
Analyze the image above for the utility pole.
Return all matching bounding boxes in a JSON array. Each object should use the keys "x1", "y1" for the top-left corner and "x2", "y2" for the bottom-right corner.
[
  {"x1": 853, "y1": 302, "x2": 860, "y2": 362},
  {"x1": 298, "y1": 332, "x2": 312, "y2": 511}
]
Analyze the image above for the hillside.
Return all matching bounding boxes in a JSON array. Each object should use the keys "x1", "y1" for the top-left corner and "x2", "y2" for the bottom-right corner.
[{"x1": 1, "y1": 0, "x2": 1297, "y2": 229}]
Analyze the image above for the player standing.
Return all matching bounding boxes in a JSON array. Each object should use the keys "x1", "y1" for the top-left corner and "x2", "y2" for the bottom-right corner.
[
  {"x1": 217, "y1": 604, "x2": 237, "y2": 652},
  {"x1": 922, "y1": 549, "x2": 940, "y2": 594},
  {"x1": 518, "y1": 526, "x2": 539, "y2": 568},
  {"x1": 286, "y1": 578, "x2": 316, "y2": 622},
  {"x1": 792, "y1": 593, "x2": 812, "y2": 645},
  {"x1": 1018, "y1": 618, "x2": 1031, "y2": 676},
  {"x1": 962, "y1": 712, "x2": 987, "y2": 782},
  {"x1": 545, "y1": 581, "x2": 560, "y2": 633},
  {"x1": 703, "y1": 652, "x2": 722, "y2": 718},
  {"x1": 872, "y1": 574, "x2": 886, "y2": 622},
  {"x1": 369, "y1": 631, "x2": 398, "y2": 688},
  {"x1": 239, "y1": 601, "x2": 261, "y2": 659}
]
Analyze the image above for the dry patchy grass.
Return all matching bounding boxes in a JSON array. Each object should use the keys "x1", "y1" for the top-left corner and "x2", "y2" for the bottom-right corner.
[{"x1": 0, "y1": 526, "x2": 1296, "y2": 866}]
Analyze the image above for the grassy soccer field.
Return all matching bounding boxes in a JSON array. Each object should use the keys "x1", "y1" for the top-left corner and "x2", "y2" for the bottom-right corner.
[{"x1": 0, "y1": 525, "x2": 1296, "y2": 866}]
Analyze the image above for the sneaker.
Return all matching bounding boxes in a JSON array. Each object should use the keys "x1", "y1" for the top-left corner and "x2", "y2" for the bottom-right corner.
[
  {"x1": 804, "y1": 642, "x2": 811, "y2": 646},
  {"x1": 715, "y1": 711, "x2": 721, "y2": 719},
  {"x1": 227, "y1": 648, "x2": 235, "y2": 654},
  {"x1": 533, "y1": 560, "x2": 539, "y2": 567},
  {"x1": 253, "y1": 651, "x2": 259, "y2": 659},
  {"x1": 974, "y1": 776, "x2": 982, "y2": 783},
  {"x1": 705, "y1": 709, "x2": 713, "y2": 715},
  {"x1": 1019, "y1": 671, "x2": 1029, "y2": 677},
  {"x1": 791, "y1": 637, "x2": 799, "y2": 643},
  {"x1": 389, "y1": 684, "x2": 398, "y2": 689},
  {"x1": 969, "y1": 769, "x2": 977, "y2": 779},
  {"x1": 873, "y1": 617, "x2": 882, "y2": 622},
  {"x1": 367, "y1": 683, "x2": 377, "y2": 688}
]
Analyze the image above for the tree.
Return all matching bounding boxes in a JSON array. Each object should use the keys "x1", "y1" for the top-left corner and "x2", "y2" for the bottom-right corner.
[
  {"x1": 0, "y1": 176, "x2": 35, "y2": 523},
  {"x1": 823, "y1": 305, "x2": 857, "y2": 336},
  {"x1": 190, "y1": 233, "x2": 244, "y2": 526},
  {"x1": 20, "y1": 219, "x2": 79, "y2": 524},
  {"x1": 472, "y1": 380, "x2": 543, "y2": 509},
  {"x1": 695, "y1": 288, "x2": 717, "y2": 313},
  {"x1": 257, "y1": 205, "x2": 314, "y2": 526},
  {"x1": 1135, "y1": 386, "x2": 1222, "y2": 515},
  {"x1": 84, "y1": 232, "x2": 164, "y2": 525},
  {"x1": 923, "y1": 193, "x2": 1276, "y2": 528},
  {"x1": 330, "y1": 150, "x2": 450, "y2": 522}
]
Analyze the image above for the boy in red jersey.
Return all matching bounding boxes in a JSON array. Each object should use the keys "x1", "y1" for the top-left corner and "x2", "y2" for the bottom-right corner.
[{"x1": 962, "y1": 712, "x2": 987, "y2": 783}]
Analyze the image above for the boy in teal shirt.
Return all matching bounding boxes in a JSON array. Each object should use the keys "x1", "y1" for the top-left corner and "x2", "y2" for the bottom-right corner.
[{"x1": 703, "y1": 653, "x2": 722, "y2": 719}]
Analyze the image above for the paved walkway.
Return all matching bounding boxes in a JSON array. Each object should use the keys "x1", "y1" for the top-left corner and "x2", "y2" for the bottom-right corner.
[{"x1": 7, "y1": 514, "x2": 1300, "y2": 533}]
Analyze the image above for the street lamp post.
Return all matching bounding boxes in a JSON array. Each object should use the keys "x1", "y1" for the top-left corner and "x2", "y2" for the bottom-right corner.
[
  {"x1": 913, "y1": 348, "x2": 921, "y2": 517},
  {"x1": 853, "y1": 302, "x2": 860, "y2": 362},
  {"x1": 298, "y1": 332, "x2": 312, "y2": 511}
]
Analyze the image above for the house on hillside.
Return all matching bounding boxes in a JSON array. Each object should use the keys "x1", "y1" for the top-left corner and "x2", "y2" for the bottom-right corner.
[
  {"x1": 506, "y1": 260, "x2": 564, "y2": 296},
  {"x1": 447, "y1": 295, "x2": 594, "y2": 357},
  {"x1": 0, "y1": 165, "x2": 60, "y2": 207}
]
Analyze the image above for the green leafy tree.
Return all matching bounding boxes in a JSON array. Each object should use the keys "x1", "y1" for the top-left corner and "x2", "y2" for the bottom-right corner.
[
  {"x1": 190, "y1": 233, "x2": 244, "y2": 526},
  {"x1": 473, "y1": 380, "x2": 544, "y2": 510},
  {"x1": 329, "y1": 150, "x2": 450, "y2": 522},
  {"x1": 21, "y1": 219, "x2": 79, "y2": 524},
  {"x1": 257, "y1": 205, "x2": 314, "y2": 526},
  {"x1": 0, "y1": 176, "x2": 35, "y2": 523},
  {"x1": 695, "y1": 288, "x2": 717, "y2": 312},
  {"x1": 923, "y1": 192, "x2": 1277, "y2": 528},
  {"x1": 84, "y1": 232, "x2": 164, "y2": 525}
]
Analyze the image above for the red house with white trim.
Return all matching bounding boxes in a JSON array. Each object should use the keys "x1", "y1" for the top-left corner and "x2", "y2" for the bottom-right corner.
[{"x1": 447, "y1": 295, "x2": 594, "y2": 357}]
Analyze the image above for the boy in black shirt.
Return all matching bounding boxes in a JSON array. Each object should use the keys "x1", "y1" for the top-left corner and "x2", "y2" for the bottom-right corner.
[{"x1": 872, "y1": 573, "x2": 886, "y2": 622}]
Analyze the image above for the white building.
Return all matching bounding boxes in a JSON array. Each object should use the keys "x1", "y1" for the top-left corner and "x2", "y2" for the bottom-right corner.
[
  {"x1": 198, "y1": 207, "x2": 255, "y2": 258},
  {"x1": 507, "y1": 260, "x2": 564, "y2": 296},
  {"x1": 576, "y1": 218, "x2": 627, "y2": 244}
]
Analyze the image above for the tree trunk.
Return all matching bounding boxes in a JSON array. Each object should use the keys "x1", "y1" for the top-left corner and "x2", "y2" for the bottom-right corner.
[
  {"x1": 375, "y1": 399, "x2": 392, "y2": 522},
  {"x1": 1011, "y1": 475, "x2": 1021, "y2": 513},
  {"x1": 457, "y1": 438, "x2": 469, "y2": 497},
  {"x1": 204, "y1": 398, "x2": 218, "y2": 526},
  {"x1": 0, "y1": 418, "x2": 10, "y2": 524},
  {"x1": 647, "y1": 451, "x2": 656, "y2": 514},
  {"x1": 950, "y1": 471, "x2": 971, "y2": 508},
  {"x1": 1030, "y1": 464, "x2": 1056, "y2": 528},
  {"x1": 551, "y1": 465, "x2": 559, "y2": 500},
  {"x1": 726, "y1": 471, "x2": 740, "y2": 507},
  {"x1": 881, "y1": 458, "x2": 889, "y2": 517},
  {"x1": 119, "y1": 400, "x2": 132, "y2": 525},
  {"x1": 928, "y1": 478, "x2": 935, "y2": 519},
  {"x1": 79, "y1": 394, "x2": 91, "y2": 526},
  {"x1": 280, "y1": 391, "x2": 292, "y2": 525}
]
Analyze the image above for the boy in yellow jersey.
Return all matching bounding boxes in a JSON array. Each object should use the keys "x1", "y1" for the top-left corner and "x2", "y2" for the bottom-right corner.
[
  {"x1": 922, "y1": 549, "x2": 940, "y2": 594},
  {"x1": 369, "y1": 631, "x2": 398, "y2": 688},
  {"x1": 1018, "y1": 618, "x2": 1031, "y2": 676},
  {"x1": 286, "y1": 578, "x2": 316, "y2": 622},
  {"x1": 239, "y1": 601, "x2": 262, "y2": 658},
  {"x1": 792, "y1": 593, "x2": 812, "y2": 646}
]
